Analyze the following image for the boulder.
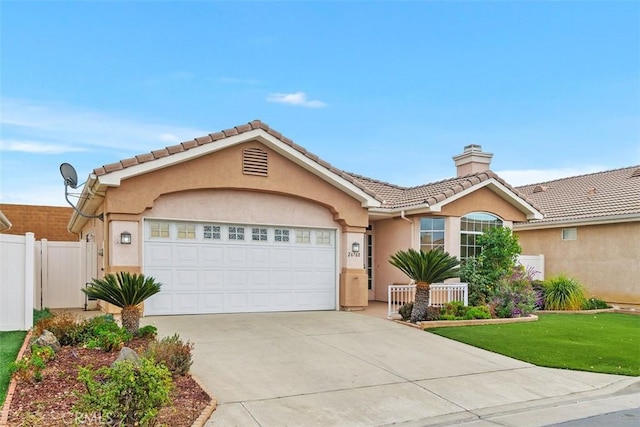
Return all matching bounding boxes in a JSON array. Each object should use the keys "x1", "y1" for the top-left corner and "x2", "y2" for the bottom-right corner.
[
  {"x1": 32, "y1": 330, "x2": 60, "y2": 353},
  {"x1": 112, "y1": 346, "x2": 140, "y2": 367}
]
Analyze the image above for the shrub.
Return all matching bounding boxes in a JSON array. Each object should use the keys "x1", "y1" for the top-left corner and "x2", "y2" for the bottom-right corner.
[
  {"x1": 33, "y1": 307, "x2": 53, "y2": 324},
  {"x1": 544, "y1": 275, "x2": 586, "y2": 310},
  {"x1": 582, "y1": 297, "x2": 611, "y2": 310},
  {"x1": 136, "y1": 325, "x2": 158, "y2": 339},
  {"x1": 75, "y1": 358, "x2": 173, "y2": 426},
  {"x1": 10, "y1": 346, "x2": 53, "y2": 383},
  {"x1": 489, "y1": 266, "x2": 538, "y2": 318},
  {"x1": 84, "y1": 317, "x2": 132, "y2": 352},
  {"x1": 398, "y1": 303, "x2": 413, "y2": 321},
  {"x1": 34, "y1": 311, "x2": 84, "y2": 346},
  {"x1": 425, "y1": 306, "x2": 442, "y2": 321},
  {"x1": 144, "y1": 334, "x2": 194, "y2": 376},
  {"x1": 464, "y1": 306, "x2": 491, "y2": 320}
]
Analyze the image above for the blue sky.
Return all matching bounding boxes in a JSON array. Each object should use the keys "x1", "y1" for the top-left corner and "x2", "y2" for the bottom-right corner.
[{"x1": 1, "y1": 1, "x2": 639, "y2": 206}]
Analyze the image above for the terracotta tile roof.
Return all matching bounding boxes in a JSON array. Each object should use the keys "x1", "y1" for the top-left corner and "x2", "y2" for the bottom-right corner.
[
  {"x1": 346, "y1": 170, "x2": 538, "y2": 210},
  {"x1": 515, "y1": 166, "x2": 640, "y2": 223},
  {"x1": 91, "y1": 120, "x2": 538, "y2": 212}
]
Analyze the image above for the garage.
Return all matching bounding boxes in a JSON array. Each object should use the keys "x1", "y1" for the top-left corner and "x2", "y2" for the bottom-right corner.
[{"x1": 143, "y1": 219, "x2": 336, "y2": 315}]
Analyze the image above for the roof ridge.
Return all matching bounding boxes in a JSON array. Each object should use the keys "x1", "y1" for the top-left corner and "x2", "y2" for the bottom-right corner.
[
  {"x1": 344, "y1": 172, "x2": 408, "y2": 190},
  {"x1": 515, "y1": 165, "x2": 640, "y2": 189}
]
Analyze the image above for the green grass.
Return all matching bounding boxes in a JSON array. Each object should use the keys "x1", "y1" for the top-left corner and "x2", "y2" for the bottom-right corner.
[
  {"x1": 429, "y1": 313, "x2": 640, "y2": 376},
  {"x1": 0, "y1": 330, "x2": 28, "y2": 405}
]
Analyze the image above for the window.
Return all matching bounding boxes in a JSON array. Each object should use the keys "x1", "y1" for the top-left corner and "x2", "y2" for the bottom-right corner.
[
  {"x1": 176, "y1": 223, "x2": 196, "y2": 239},
  {"x1": 203, "y1": 225, "x2": 221, "y2": 240},
  {"x1": 149, "y1": 222, "x2": 170, "y2": 238},
  {"x1": 229, "y1": 226, "x2": 245, "y2": 240},
  {"x1": 296, "y1": 230, "x2": 310, "y2": 244},
  {"x1": 562, "y1": 228, "x2": 577, "y2": 241},
  {"x1": 274, "y1": 229, "x2": 290, "y2": 242},
  {"x1": 252, "y1": 227, "x2": 268, "y2": 241},
  {"x1": 420, "y1": 217, "x2": 445, "y2": 252},
  {"x1": 316, "y1": 230, "x2": 331, "y2": 245},
  {"x1": 460, "y1": 212, "x2": 503, "y2": 259}
]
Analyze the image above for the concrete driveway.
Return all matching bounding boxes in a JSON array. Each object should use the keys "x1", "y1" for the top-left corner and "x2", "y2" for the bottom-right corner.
[{"x1": 143, "y1": 311, "x2": 640, "y2": 426}]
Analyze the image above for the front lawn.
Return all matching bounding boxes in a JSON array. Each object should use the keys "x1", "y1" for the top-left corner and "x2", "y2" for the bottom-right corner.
[
  {"x1": 428, "y1": 313, "x2": 640, "y2": 376},
  {"x1": 0, "y1": 330, "x2": 27, "y2": 405}
]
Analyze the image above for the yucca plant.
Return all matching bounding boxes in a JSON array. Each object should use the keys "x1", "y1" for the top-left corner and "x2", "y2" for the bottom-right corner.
[
  {"x1": 82, "y1": 272, "x2": 162, "y2": 334},
  {"x1": 544, "y1": 274, "x2": 586, "y2": 311},
  {"x1": 389, "y1": 248, "x2": 460, "y2": 323}
]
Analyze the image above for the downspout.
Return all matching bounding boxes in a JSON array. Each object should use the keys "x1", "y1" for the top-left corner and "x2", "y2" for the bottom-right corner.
[{"x1": 400, "y1": 210, "x2": 415, "y2": 249}]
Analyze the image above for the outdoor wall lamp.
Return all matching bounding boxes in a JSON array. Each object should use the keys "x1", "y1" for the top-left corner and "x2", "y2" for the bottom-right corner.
[
  {"x1": 120, "y1": 231, "x2": 132, "y2": 245},
  {"x1": 351, "y1": 242, "x2": 360, "y2": 253}
]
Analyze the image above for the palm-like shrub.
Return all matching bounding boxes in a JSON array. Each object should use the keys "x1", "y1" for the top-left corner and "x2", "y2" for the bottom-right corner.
[
  {"x1": 82, "y1": 272, "x2": 162, "y2": 334},
  {"x1": 389, "y1": 248, "x2": 460, "y2": 323},
  {"x1": 544, "y1": 274, "x2": 586, "y2": 310}
]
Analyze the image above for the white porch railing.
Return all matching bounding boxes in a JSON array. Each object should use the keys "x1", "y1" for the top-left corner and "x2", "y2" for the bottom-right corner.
[{"x1": 387, "y1": 283, "x2": 468, "y2": 318}]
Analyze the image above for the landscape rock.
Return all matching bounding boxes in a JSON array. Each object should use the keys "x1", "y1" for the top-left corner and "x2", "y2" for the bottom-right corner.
[
  {"x1": 32, "y1": 330, "x2": 61, "y2": 353},
  {"x1": 112, "y1": 346, "x2": 140, "y2": 367}
]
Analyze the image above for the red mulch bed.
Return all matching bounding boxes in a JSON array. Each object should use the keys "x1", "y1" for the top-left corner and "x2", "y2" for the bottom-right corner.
[{"x1": 6, "y1": 337, "x2": 212, "y2": 426}]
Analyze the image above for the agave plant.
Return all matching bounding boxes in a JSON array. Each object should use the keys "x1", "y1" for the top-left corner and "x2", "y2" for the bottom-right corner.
[
  {"x1": 82, "y1": 272, "x2": 162, "y2": 334},
  {"x1": 389, "y1": 248, "x2": 460, "y2": 323}
]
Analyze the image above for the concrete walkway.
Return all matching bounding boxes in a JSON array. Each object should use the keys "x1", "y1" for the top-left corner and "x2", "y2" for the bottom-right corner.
[{"x1": 142, "y1": 311, "x2": 640, "y2": 427}]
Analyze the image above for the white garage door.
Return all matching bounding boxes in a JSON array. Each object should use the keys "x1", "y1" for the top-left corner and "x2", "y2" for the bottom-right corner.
[{"x1": 143, "y1": 220, "x2": 336, "y2": 315}]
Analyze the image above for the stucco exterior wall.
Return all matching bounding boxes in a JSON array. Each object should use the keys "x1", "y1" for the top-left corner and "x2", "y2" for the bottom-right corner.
[
  {"x1": 516, "y1": 221, "x2": 640, "y2": 305},
  {"x1": 439, "y1": 187, "x2": 528, "y2": 222},
  {"x1": 372, "y1": 217, "x2": 414, "y2": 301},
  {"x1": 103, "y1": 142, "x2": 368, "y2": 229}
]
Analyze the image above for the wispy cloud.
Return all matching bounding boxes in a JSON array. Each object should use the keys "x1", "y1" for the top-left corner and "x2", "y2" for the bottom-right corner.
[
  {"x1": 496, "y1": 167, "x2": 606, "y2": 187},
  {"x1": 0, "y1": 139, "x2": 87, "y2": 154},
  {"x1": 0, "y1": 97, "x2": 207, "y2": 155},
  {"x1": 218, "y1": 77, "x2": 260, "y2": 85},
  {"x1": 267, "y1": 92, "x2": 327, "y2": 108}
]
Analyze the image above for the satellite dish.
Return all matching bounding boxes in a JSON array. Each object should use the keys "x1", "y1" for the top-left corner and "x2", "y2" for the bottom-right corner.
[
  {"x1": 60, "y1": 163, "x2": 78, "y2": 189},
  {"x1": 59, "y1": 162, "x2": 104, "y2": 221}
]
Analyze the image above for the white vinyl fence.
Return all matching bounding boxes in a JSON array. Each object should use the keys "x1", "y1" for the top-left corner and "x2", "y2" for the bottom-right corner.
[
  {"x1": 388, "y1": 283, "x2": 468, "y2": 318},
  {"x1": 1, "y1": 235, "x2": 85, "y2": 331},
  {"x1": 517, "y1": 254, "x2": 545, "y2": 280},
  {"x1": 0, "y1": 233, "x2": 35, "y2": 331}
]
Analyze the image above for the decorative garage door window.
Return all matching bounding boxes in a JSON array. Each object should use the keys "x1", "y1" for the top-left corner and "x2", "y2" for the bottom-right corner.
[
  {"x1": 252, "y1": 228, "x2": 268, "y2": 241},
  {"x1": 203, "y1": 225, "x2": 221, "y2": 240},
  {"x1": 177, "y1": 223, "x2": 196, "y2": 239},
  {"x1": 296, "y1": 230, "x2": 311, "y2": 244},
  {"x1": 274, "y1": 229, "x2": 289, "y2": 242},
  {"x1": 316, "y1": 230, "x2": 331, "y2": 245},
  {"x1": 228, "y1": 226, "x2": 245, "y2": 240},
  {"x1": 149, "y1": 221, "x2": 170, "y2": 238}
]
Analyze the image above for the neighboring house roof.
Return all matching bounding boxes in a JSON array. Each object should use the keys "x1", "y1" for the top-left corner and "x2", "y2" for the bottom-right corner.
[
  {"x1": 0, "y1": 204, "x2": 77, "y2": 241},
  {"x1": 70, "y1": 120, "x2": 542, "y2": 228},
  {"x1": 514, "y1": 166, "x2": 640, "y2": 228}
]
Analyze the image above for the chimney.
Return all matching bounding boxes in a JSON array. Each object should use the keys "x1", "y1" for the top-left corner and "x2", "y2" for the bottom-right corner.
[{"x1": 452, "y1": 144, "x2": 493, "y2": 177}]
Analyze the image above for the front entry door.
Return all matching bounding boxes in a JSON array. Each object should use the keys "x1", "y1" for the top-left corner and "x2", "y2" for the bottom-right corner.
[{"x1": 366, "y1": 228, "x2": 374, "y2": 300}]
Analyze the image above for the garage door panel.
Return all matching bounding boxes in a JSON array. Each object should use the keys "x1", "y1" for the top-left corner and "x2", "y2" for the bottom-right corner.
[
  {"x1": 225, "y1": 270, "x2": 248, "y2": 289},
  {"x1": 201, "y1": 246, "x2": 224, "y2": 263},
  {"x1": 249, "y1": 247, "x2": 270, "y2": 267},
  {"x1": 200, "y1": 269, "x2": 224, "y2": 289},
  {"x1": 225, "y1": 247, "x2": 247, "y2": 266},
  {"x1": 144, "y1": 221, "x2": 336, "y2": 315},
  {"x1": 175, "y1": 293, "x2": 199, "y2": 311},
  {"x1": 145, "y1": 244, "x2": 172, "y2": 266},
  {"x1": 225, "y1": 293, "x2": 249, "y2": 311},
  {"x1": 174, "y1": 245, "x2": 198, "y2": 265}
]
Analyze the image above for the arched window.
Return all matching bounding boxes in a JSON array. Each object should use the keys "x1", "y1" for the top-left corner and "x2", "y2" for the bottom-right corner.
[{"x1": 460, "y1": 212, "x2": 503, "y2": 259}]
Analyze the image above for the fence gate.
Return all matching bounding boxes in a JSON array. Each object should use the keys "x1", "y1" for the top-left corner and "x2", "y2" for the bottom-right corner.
[{"x1": 35, "y1": 239, "x2": 84, "y2": 310}]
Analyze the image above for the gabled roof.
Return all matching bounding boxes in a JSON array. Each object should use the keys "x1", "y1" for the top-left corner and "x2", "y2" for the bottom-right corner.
[
  {"x1": 514, "y1": 166, "x2": 640, "y2": 227},
  {"x1": 71, "y1": 120, "x2": 542, "y2": 228}
]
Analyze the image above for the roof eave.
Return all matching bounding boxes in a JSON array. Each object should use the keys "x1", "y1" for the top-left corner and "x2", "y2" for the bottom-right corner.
[
  {"x1": 513, "y1": 213, "x2": 640, "y2": 230},
  {"x1": 0, "y1": 210, "x2": 12, "y2": 231},
  {"x1": 68, "y1": 174, "x2": 106, "y2": 234}
]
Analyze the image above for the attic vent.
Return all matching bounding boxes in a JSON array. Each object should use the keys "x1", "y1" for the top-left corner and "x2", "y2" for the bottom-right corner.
[
  {"x1": 533, "y1": 185, "x2": 549, "y2": 193},
  {"x1": 243, "y1": 147, "x2": 268, "y2": 176},
  {"x1": 631, "y1": 168, "x2": 640, "y2": 178}
]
